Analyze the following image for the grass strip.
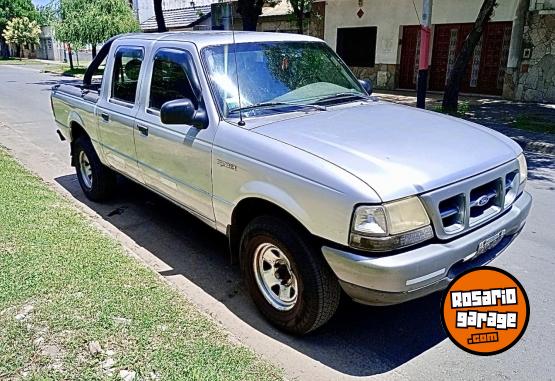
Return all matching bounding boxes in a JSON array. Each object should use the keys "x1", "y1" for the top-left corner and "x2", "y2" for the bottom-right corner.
[{"x1": 0, "y1": 148, "x2": 282, "y2": 381}]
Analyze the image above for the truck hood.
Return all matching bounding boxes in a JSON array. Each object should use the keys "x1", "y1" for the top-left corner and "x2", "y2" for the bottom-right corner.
[{"x1": 253, "y1": 102, "x2": 520, "y2": 201}]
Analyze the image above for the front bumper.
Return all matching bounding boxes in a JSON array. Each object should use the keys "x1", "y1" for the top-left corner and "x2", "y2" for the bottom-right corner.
[{"x1": 322, "y1": 191, "x2": 532, "y2": 306}]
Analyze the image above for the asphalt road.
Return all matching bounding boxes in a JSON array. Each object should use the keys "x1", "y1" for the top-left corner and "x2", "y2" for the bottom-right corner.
[{"x1": 1, "y1": 64, "x2": 554, "y2": 380}]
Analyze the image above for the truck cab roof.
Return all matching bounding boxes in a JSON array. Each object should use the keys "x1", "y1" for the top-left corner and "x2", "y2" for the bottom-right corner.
[{"x1": 116, "y1": 31, "x2": 322, "y2": 49}]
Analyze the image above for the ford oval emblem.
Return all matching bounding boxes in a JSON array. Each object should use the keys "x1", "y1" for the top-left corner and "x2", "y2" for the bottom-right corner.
[{"x1": 476, "y1": 195, "x2": 491, "y2": 207}]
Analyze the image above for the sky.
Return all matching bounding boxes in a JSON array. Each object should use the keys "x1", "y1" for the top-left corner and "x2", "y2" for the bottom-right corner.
[{"x1": 32, "y1": 0, "x2": 52, "y2": 6}]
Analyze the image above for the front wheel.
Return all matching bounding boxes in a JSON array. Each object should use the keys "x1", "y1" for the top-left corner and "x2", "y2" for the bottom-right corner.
[
  {"x1": 240, "y1": 215, "x2": 341, "y2": 335},
  {"x1": 74, "y1": 137, "x2": 116, "y2": 202}
]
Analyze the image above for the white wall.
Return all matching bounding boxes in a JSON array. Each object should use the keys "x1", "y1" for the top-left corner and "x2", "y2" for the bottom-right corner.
[
  {"x1": 136, "y1": 0, "x2": 216, "y2": 23},
  {"x1": 324, "y1": 0, "x2": 520, "y2": 65}
]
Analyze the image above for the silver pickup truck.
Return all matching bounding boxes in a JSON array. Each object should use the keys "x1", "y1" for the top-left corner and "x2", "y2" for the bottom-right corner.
[{"x1": 51, "y1": 31, "x2": 531, "y2": 334}]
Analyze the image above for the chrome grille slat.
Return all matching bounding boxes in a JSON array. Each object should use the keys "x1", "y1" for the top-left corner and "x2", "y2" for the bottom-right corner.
[
  {"x1": 420, "y1": 160, "x2": 520, "y2": 240},
  {"x1": 440, "y1": 207, "x2": 459, "y2": 218}
]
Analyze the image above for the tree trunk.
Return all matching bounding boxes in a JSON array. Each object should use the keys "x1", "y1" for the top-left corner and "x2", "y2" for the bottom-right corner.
[
  {"x1": 237, "y1": 0, "x2": 263, "y2": 31},
  {"x1": 442, "y1": 0, "x2": 497, "y2": 113},
  {"x1": 241, "y1": 10, "x2": 259, "y2": 31},
  {"x1": 291, "y1": 0, "x2": 307, "y2": 34},
  {"x1": 92, "y1": 44, "x2": 97, "y2": 59},
  {"x1": 153, "y1": 0, "x2": 167, "y2": 32},
  {"x1": 297, "y1": 11, "x2": 304, "y2": 34},
  {"x1": 18, "y1": 45, "x2": 22, "y2": 60},
  {"x1": 0, "y1": 36, "x2": 10, "y2": 58},
  {"x1": 67, "y1": 44, "x2": 74, "y2": 70}
]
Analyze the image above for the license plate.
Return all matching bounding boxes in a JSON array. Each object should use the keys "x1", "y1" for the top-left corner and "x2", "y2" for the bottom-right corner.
[{"x1": 476, "y1": 229, "x2": 506, "y2": 257}]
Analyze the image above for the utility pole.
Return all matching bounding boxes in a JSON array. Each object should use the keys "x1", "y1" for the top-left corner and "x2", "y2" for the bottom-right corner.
[{"x1": 416, "y1": 0, "x2": 433, "y2": 109}]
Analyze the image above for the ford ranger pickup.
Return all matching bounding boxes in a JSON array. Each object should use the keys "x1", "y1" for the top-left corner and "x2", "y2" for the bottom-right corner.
[{"x1": 51, "y1": 31, "x2": 532, "y2": 334}]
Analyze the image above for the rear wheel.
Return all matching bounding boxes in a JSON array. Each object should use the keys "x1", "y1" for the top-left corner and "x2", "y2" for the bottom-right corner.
[
  {"x1": 240, "y1": 215, "x2": 341, "y2": 334},
  {"x1": 74, "y1": 137, "x2": 116, "y2": 201}
]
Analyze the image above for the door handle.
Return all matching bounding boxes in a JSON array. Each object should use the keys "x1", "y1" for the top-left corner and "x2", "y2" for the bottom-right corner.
[
  {"x1": 100, "y1": 112, "x2": 110, "y2": 122},
  {"x1": 137, "y1": 124, "x2": 149, "y2": 136}
]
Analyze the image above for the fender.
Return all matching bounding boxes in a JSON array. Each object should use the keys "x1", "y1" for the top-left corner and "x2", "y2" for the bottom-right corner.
[
  {"x1": 67, "y1": 111, "x2": 108, "y2": 165},
  {"x1": 223, "y1": 181, "x2": 313, "y2": 264},
  {"x1": 236, "y1": 180, "x2": 311, "y2": 226},
  {"x1": 67, "y1": 111, "x2": 85, "y2": 141}
]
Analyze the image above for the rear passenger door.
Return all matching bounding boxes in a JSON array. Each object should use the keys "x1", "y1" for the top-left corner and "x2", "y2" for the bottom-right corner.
[
  {"x1": 134, "y1": 46, "x2": 214, "y2": 222},
  {"x1": 97, "y1": 44, "x2": 145, "y2": 181}
]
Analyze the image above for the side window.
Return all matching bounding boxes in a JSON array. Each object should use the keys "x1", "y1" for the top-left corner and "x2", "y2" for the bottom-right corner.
[
  {"x1": 149, "y1": 49, "x2": 198, "y2": 111},
  {"x1": 111, "y1": 46, "x2": 144, "y2": 104}
]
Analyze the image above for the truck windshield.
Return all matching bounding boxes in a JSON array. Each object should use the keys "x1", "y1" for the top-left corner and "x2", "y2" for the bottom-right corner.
[{"x1": 202, "y1": 41, "x2": 366, "y2": 118}]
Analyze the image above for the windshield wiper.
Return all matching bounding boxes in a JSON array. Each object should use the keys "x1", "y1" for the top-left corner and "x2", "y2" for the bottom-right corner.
[
  {"x1": 229, "y1": 101, "x2": 326, "y2": 114},
  {"x1": 311, "y1": 92, "x2": 370, "y2": 105}
]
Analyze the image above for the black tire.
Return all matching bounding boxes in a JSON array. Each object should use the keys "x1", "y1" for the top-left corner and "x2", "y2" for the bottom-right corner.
[
  {"x1": 240, "y1": 215, "x2": 341, "y2": 335},
  {"x1": 74, "y1": 136, "x2": 116, "y2": 202}
]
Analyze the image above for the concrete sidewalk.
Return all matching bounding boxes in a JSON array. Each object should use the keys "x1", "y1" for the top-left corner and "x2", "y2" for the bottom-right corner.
[{"x1": 375, "y1": 90, "x2": 555, "y2": 155}]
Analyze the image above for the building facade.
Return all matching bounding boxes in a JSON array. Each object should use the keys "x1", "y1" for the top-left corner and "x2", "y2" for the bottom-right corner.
[
  {"x1": 36, "y1": 26, "x2": 65, "y2": 61},
  {"x1": 322, "y1": 0, "x2": 519, "y2": 94},
  {"x1": 322, "y1": 0, "x2": 554, "y2": 103},
  {"x1": 138, "y1": 0, "x2": 314, "y2": 34},
  {"x1": 132, "y1": 0, "x2": 554, "y2": 102},
  {"x1": 140, "y1": 5, "x2": 212, "y2": 31},
  {"x1": 135, "y1": 0, "x2": 214, "y2": 24}
]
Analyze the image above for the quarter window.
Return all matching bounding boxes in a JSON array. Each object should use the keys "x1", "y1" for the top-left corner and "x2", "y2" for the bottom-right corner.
[
  {"x1": 111, "y1": 46, "x2": 144, "y2": 104},
  {"x1": 149, "y1": 49, "x2": 198, "y2": 111}
]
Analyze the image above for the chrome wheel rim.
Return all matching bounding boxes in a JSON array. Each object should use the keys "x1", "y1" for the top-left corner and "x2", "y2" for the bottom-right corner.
[
  {"x1": 78, "y1": 151, "x2": 93, "y2": 189},
  {"x1": 253, "y1": 242, "x2": 298, "y2": 311}
]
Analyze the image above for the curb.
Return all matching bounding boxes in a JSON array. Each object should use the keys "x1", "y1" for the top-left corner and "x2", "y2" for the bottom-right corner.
[
  {"x1": 511, "y1": 136, "x2": 555, "y2": 156},
  {"x1": 41, "y1": 69, "x2": 77, "y2": 77},
  {"x1": 490, "y1": 125, "x2": 555, "y2": 156}
]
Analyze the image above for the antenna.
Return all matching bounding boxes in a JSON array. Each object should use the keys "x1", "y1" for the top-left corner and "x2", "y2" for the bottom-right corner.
[{"x1": 230, "y1": 1, "x2": 245, "y2": 126}]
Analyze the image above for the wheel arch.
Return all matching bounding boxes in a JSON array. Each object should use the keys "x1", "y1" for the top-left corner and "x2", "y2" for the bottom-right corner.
[
  {"x1": 228, "y1": 196, "x2": 314, "y2": 263},
  {"x1": 69, "y1": 120, "x2": 89, "y2": 167},
  {"x1": 67, "y1": 111, "x2": 85, "y2": 139}
]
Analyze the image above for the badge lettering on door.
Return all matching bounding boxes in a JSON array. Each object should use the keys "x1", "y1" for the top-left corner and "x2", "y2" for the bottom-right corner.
[{"x1": 217, "y1": 159, "x2": 237, "y2": 171}]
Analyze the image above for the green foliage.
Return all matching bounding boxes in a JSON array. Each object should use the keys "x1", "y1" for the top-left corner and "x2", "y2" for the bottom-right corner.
[
  {"x1": 432, "y1": 100, "x2": 471, "y2": 117},
  {"x1": 288, "y1": 0, "x2": 312, "y2": 33},
  {"x1": 515, "y1": 114, "x2": 555, "y2": 135},
  {"x1": 264, "y1": 42, "x2": 353, "y2": 91},
  {"x1": 0, "y1": 0, "x2": 38, "y2": 35},
  {"x1": 56, "y1": 0, "x2": 139, "y2": 47},
  {"x1": 0, "y1": 148, "x2": 283, "y2": 380},
  {"x1": 36, "y1": 2, "x2": 60, "y2": 27},
  {"x1": 2, "y1": 17, "x2": 41, "y2": 56}
]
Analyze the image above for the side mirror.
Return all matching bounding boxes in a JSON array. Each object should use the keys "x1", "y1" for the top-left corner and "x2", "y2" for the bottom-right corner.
[
  {"x1": 160, "y1": 98, "x2": 208, "y2": 129},
  {"x1": 358, "y1": 79, "x2": 373, "y2": 95}
]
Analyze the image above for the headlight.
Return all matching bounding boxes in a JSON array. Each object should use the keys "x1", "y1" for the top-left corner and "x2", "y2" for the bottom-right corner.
[
  {"x1": 517, "y1": 153, "x2": 527, "y2": 188},
  {"x1": 350, "y1": 197, "x2": 434, "y2": 252}
]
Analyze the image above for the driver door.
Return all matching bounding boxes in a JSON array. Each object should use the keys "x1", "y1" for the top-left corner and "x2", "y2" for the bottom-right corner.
[{"x1": 134, "y1": 47, "x2": 214, "y2": 221}]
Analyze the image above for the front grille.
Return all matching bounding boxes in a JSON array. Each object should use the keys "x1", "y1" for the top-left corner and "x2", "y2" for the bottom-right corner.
[
  {"x1": 421, "y1": 160, "x2": 520, "y2": 239},
  {"x1": 438, "y1": 194, "x2": 465, "y2": 234},
  {"x1": 468, "y1": 178, "x2": 503, "y2": 226},
  {"x1": 504, "y1": 170, "x2": 519, "y2": 207}
]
